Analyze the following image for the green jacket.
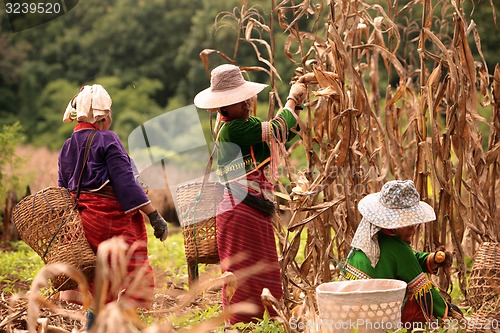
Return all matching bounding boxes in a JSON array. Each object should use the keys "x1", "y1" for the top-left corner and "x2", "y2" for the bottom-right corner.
[
  {"x1": 346, "y1": 232, "x2": 447, "y2": 319},
  {"x1": 216, "y1": 109, "x2": 298, "y2": 182}
]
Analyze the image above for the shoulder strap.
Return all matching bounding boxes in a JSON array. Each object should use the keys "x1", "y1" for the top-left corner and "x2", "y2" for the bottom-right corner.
[
  {"x1": 43, "y1": 130, "x2": 98, "y2": 261},
  {"x1": 202, "y1": 123, "x2": 225, "y2": 184},
  {"x1": 75, "y1": 130, "x2": 98, "y2": 202}
]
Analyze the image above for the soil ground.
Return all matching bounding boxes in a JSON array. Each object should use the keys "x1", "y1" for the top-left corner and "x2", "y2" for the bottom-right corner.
[{"x1": 0, "y1": 238, "x2": 223, "y2": 333}]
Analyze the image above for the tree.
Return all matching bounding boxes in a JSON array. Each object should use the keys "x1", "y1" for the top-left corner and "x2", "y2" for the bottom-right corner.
[
  {"x1": 1, "y1": 0, "x2": 498, "y2": 148},
  {"x1": 174, "y1": 0, "x2": 299, "y2": 105},
  {"x1": 34, "y1": 76, "x2": 164, "y2": 150},
  {"x1": 0, "y1": 13, "x2": 29, "y2": 126},
  {"x1": 3, "y1": 0, "x2": 203, "y2": 145},
  {"x1": 465, "y1": 0, "x2": 500, "y2": 71},
  {"x1": 0, "y1": 123, "x2": 26, "y2": 209},
  {"x1": 35, "y1": 79, "x2": 79, "y2": 149}
]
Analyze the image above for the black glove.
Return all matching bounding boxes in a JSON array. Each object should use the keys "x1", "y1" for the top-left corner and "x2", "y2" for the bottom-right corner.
[
  {"x1": 148, "y1": 210, "x2": 168, "y2": 241},
  {"x1": 446, "y1": 302, "x2": 464, "y2": 319}
]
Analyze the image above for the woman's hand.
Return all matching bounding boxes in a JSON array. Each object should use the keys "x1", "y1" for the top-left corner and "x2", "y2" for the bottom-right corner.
[
  {"x1": 433, "y1": 250, "x2": 453, "y2": 268},
  {"x1": 148, "y1": 210, "x2": 169, "y2": 241},
  {"x1": 287, "y1": 82, "x2": 307, "y2": 106}
]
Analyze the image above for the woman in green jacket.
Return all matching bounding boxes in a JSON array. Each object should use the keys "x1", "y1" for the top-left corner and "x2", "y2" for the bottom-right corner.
[
  {"x1": 345, "y1": 180, "x2": 463, "y2": 324},
  {"x1": 194, "y1": 64, "x2": 306, "y2": 324}
]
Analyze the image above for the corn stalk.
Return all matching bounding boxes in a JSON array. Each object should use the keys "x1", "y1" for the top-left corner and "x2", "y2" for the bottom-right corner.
[{"x1": 201, "y1": 0, "x2": 498, "y2": 319}]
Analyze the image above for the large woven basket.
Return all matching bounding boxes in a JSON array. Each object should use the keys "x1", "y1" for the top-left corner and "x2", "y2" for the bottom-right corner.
[
  {"x1": 176, "y1": 182, "x2": 223, "y2": 267},
  {"x1": 466, "y1": 242, "x2": 500, "y2": 333},
  {"x1": 316, "y1": 279, "x2": 407, "y2": 333},
  {"x1": 12, "y1": 187, "x2": 96, "y2": 290}
]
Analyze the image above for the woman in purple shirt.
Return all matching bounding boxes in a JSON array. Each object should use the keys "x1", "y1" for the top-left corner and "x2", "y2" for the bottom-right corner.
[{"x1": 58, "y1": 84, "x2": 168, "y2": 330}]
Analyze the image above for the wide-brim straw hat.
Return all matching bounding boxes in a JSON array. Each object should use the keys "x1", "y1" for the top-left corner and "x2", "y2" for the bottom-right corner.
[
  {"x1": 358, "y1": 180, "x2": 436, "y2": 228},
  {"x1": 194, "y1": 64, "x2": 268, "y2": 109}
]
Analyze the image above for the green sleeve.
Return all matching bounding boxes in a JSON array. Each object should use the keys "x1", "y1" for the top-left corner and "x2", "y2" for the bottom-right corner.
[
  {"x1": 275, "y1": 108, "x2": 299, "y2": 141},
  {"x1": 221, "y1": 117, "x2": 263, "y2": 146},
  {"x1": 414, "y1": 251, "x2": 434, "y2": 274},
  {"x1": 221, "y1": 109, "x2": 298, "y2": 146},
  {"x1": 392, "y1": 241, "x2": 426, "y2": 283},
  {"x1": 273, "y1": 108, "x2": 298, "y2": 129},
  {"x1": 430, "y1": 288, "x2": 448, "y2": 318},
  {"x1": 390, "y1": 239, "x2": 447, "y2": 319},
  {"x1": 414, "y1": 252, "x2": 447, "y2": 317}
]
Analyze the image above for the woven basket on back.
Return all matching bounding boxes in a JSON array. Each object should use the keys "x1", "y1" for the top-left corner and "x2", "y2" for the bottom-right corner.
[
  {"x1": 466, "y1": 242, "x2": 500, "y2": 333},
  {"x1": 176, "y1": 182, "x2": 223, "y2": 267},
  {"x1": 12, "y1": 186, "x2": 96, "y2": 291},
  {"x1": 316, "y1": 279, "x2": 407, "y2": 333}
]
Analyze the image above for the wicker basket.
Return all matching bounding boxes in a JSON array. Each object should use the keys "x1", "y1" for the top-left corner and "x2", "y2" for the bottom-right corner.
[
  {"x1": 12, "y1": 187, "x2": 96, "y2": 290},
  {"x1": 466, "y1": 242, "x2": 500, "y2": 333},
  {"x1": 176, "y1": 181, "x2": 223, "y2": 282},
  {"x1": 316, "y1": 279, "x2": 407, "y2": 333}
]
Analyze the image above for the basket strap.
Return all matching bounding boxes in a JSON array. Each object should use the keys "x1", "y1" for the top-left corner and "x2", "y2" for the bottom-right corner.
[
  {"x1": 42, "y1": 130, "x2": 98, "y2": 260},
  {"x1": 201, "y1": 123, "x2": 224, "y2": 187},
  {"x1": 187, "y1": 125, "x2": 224, "y2": 279},
  {"x1": 75, "y1": 130, "x2": 98, "y2": 203},
  {"x1": 41, "y1": 206, "x2": 74, "y2": 260}
]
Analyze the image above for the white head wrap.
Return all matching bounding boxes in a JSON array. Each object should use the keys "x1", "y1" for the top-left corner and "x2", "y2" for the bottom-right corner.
[
  {"x1": 63, "y1": 84, "x2": 112, "y2": 123},
  {"x1": 350, "y1": 217, "x2": 382, "y2": 267}
]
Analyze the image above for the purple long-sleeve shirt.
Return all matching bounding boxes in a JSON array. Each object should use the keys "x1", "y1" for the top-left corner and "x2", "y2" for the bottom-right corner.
[{"x1": 58, "y1": 128, "x2": 150, "y2": 213}]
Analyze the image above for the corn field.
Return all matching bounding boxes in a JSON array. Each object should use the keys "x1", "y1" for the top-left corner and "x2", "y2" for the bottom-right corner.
[
  {"x1": 202, "y1": 0, "x2": 499, "y2": 324},
  {"x1": 2, "y1": 0, "x2": 499, "y2": 331}
]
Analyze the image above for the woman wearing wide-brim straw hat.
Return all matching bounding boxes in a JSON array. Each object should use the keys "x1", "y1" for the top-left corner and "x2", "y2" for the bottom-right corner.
[
  {"x1": 194, "y1": 64, "x2": 307, "y2": 325},
  {"x1": 344, "y1": 180, "x2": 464, "y2": 324}
]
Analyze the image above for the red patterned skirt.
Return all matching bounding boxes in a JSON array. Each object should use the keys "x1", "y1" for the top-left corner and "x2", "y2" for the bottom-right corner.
[
  {"x1": 77, "y1": 192, "x2": 154, "y2": 309},
  {"x1": 216, "y1": 171, "x2": 283, "y2": 324}
]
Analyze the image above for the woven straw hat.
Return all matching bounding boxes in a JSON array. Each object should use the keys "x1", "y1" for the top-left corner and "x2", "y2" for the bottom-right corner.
[
  {"x1": 194, "y1": 64, "x2": 268, "y2": 109},
  {"x1": 358, "y1": 180, "x2": 436, "y2": 228}
]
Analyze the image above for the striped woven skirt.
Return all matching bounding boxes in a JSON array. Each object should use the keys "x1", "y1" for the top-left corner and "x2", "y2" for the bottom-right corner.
[
  {"x1": 77, "y1": 191, "x2": 154, "y2": 309},
  {"x1": 216, "y1": 172, "x2": 283, "y2": 324}
]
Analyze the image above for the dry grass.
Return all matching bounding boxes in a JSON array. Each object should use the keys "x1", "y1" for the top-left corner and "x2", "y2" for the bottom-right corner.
[
  {"x1": 12, "y1": 146, "x2": 177, "y2": 225},
  {"x1": 202, "y1": 0, "x2": 499, "y2": 321},
  {"x1": 1, "y1": 237, "x2": 258, "y2": 333},
  {"x1": 4, "y1": 0, "x2": 499, "y2": 330},
  {"x1": 14, "y1": 146, "x2": 59, "y2": 194}
]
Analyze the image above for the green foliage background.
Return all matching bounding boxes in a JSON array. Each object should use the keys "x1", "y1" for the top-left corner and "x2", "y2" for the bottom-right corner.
[
  {"x1": 1, "y1": 0, "x2": 498, "y2": 150},
  {"x1": 0, "y1": 123, "x2": 26, "y2": 205},
  {"x1": 0, "y1": 0, "x2": 297, "y2": 149},
  {"x1": 0, "y1": 1, "x2": 497, "y2": 329}
]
